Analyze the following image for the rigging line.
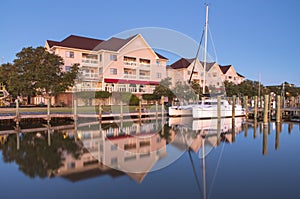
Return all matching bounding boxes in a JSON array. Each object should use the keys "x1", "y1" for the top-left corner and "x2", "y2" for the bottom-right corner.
[
  {"x1": 208, "y1": 25, "x2": 218, "y2": 64},
  {"x1": 207, "y1": 141, "x2": 226, "y2": 199},
  {"x1": 180, "y1": 129, "x2": 203, "y2": 195},
  {"x1": 188, "y1": 29, "x2": 205, "y2": 84}
]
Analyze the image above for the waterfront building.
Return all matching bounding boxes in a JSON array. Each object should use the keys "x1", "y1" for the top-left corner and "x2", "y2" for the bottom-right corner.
[
  {"x1": 167, "y1": 58, "x2": 244, "y2": 93},
  {"x1": 219, "y1": 64, "x2": 245, "y2": 85},
  {"x1": 45, "y1": 34, "x2": 168, "y2": 105}
]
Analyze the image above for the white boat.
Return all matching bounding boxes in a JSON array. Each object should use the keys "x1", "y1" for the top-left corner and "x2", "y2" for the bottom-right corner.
[
  {"x1": 192, "y1": 98, "x2": 245, "y2": 119},
  {"x1": 168, "y1": 104, "x2": 195, "y2": 117}
]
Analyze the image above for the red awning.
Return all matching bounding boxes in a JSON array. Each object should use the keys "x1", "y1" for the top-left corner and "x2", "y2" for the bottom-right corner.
[{"x1": 104, "y1": 78, "x2": 159, "y2": 85}]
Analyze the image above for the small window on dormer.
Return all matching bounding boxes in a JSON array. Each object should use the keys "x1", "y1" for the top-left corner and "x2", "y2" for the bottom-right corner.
[
  {"x1": 66, "y1": 51, "x2": 74, "y2": 58},
  {"x1": 110, "y1": 54, "x2": 117, "y2": 61}
]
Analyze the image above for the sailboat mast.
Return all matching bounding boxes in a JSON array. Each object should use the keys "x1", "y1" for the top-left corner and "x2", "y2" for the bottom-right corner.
[{"x1": 202, "y1": 4, "x2": 209, "y2": 95}]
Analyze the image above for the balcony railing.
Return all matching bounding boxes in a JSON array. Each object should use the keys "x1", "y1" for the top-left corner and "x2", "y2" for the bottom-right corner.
[
  {"x1": 82, "y1": 73, "x2": 99, "y2": 79},
  {"x1": 124, "y1": 61, "x2": 137, "y2": 66},
  {"x1": 82, "y1": 59, "x2": 99, "y2": 65},
  {"x1": 124, "y1": 74, "x2": 137, "y2": 79},
  {"x1": 139, "y1": 75, "x2": 150, "y2": 80},
  {"x1": 104, "y1": 86, "x2": 154, "y2": 93}
]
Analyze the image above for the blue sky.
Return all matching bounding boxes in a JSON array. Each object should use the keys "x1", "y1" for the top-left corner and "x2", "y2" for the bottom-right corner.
[{"x1": 1, "y1": 0, "x2": 299, "y2": 86}]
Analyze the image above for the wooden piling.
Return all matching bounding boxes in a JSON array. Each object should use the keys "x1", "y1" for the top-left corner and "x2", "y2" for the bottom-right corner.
[
  {"x1": 232, "y1": 95, "x2": 236, "y2": 118},
  {"x1": 263, "y1": 95, "x2": 269, "y2": 124},
  {"x1": 155, "y1": 100, "x2": 158, "y2": 119},
  {"x1": 217, "y1": 96, "x2": 221, "y2": 120},
  {"x1": 253, "y1": 120, "x2": 257, "y2": 139},
  {"x1": 120, "y1": 101, "x2": 123, "y2": 119},
  {"x1": 276, "y1": 95, "x2": 281, "y2": 123},
  {"x1": 47, "y1": 98, "x2": 51, "y2": 121},
  {"x1": 15, "y1": 99, "x2": 20, "y2": 125},
  {"x1": 263, "y1": 126, "x2": 268, "y2": 155},
  {"x1": 139, "y1": 100, "x2": 142, "y2": 121},
  {"x1": 254, "y1": 96, "x2": 258, "y2": 120},
  {"x1": 47, "y1": 121, "x2": 51, "y2": 146},
  {"x1": 98, "y1": 103, "x2": 102, "y2": 122},
  {"x1": 244, "y1": 96, "x2": 249, "y2": 119},
  {"x1": 161, "y1": 96, "x2": 165, "y2": 117},
  {"x1": 275, "y1": 123, "x2": 280, "y2": 150},
  {"x1": 73, "y1": 97, "x2": 78, "y2": 122}
]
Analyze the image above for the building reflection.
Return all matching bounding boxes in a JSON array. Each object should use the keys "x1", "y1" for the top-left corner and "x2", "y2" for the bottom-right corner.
[
  {"x1": 0, "y1": 118, "x2": 297, "y2": 183},
  {"x1": 57, "y1": 120, "x2": 167, "y2": 183}
]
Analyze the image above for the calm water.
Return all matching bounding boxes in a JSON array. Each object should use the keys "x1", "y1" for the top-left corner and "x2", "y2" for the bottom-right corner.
[{"x1": 0, "y1": 117, "x2": 300, "y2": 199}]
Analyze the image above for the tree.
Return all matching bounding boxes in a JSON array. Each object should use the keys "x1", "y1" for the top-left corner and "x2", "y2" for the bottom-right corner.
[
  {"x1": 12, "y1": 46, "x2": 79, "y2": 99},
  {"x1": 0, "y1": 131, "x2": 82, "y2": 178},
  {"x1": 173, "y1": 81, "x2": 197, "y2": 102},
  {"x1": 153, "y1": 77, "x2": 175, "y2": 101}
]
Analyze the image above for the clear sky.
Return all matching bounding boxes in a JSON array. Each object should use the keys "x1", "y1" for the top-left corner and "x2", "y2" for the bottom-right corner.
[{"x1": 1, "y1": 0, "x2": 299, "y2": 86}]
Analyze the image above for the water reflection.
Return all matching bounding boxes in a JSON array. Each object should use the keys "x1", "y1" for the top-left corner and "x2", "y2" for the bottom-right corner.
[{"x1": 0, "y1": 118, "x2": 299, "y2": 184}]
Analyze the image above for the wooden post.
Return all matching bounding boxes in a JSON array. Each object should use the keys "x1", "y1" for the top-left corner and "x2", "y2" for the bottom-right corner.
[
  {"x1": 139, "y1": 99, "x2": 142, "y2": 121},
  {"x1": 275, "y1": 123, "x2": 280, "y2": 150},
  {"x1": 232, "y1": 95, "x2": 236, "y2": 119},
  {"x1": 15, "y1": 123, "x2": 20, "y2": 150},
  {"x1": 161, "y1": 96, "x2": 165, "y2": 117},
  {"x1": 253, "y1": 120, "x2": 257, "y2": 139},
  {"x1": 120, "y1": 100, "x2": 123, "y2": 119},
  {"x1": 98, "y1": 103, "x2": 102, "y2": 122},
  {"x1": 47, "y1": 121, "x2": 51, "y2": 146},
  {"x1": 254, "y1": 96, "x2": 258, "y2": 120},
  {"x1": 73, "y1": 97, "x2": 78, "y2": 122},
  {"x1": 263, "y1": 95, "x2": 269, "y2": 124},
  {"x1": 244, "y1": 122, "x2": 248, "y2": 137},
  {"x1": 217, "y1": 96, "x2": 221, "y2": 120},
  {"x1": 268, "y1": 95, "x2": 272, "y2": 119},
  {"x1": 155, "y1": 100, "x2": 158, "y2": 119},
  {"x1": 276, "y1": 95, "x2": 281, "y2": 123},
  {"x1": 47, "y1": 98, "x2": 51, "y2": 122},
  {"x1": 217, "y1": 118, "x2": 221, "y2": 145},
  {"x1": 263, "y1": 126, "x2": 268, "y2": 155},
  {"x1": 15, "y1": 99, "x2": 20, "y2": 125},
  {"x1": 244, "y1": 96, "x2": 249, "y2": 119}
]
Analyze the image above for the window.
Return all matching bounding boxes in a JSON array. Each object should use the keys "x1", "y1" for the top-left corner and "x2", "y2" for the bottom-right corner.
[
  {"x1": 140, "y1": 58, "x2": 150, "y2": 65},
  {"x1": 110, "y1": 157, "x2": 118, "y2": 165},
  {"x1": 99, "y1": 67, "x2": 103, "y2": 75},
  {"x1": 67, "y1": 162, "x2": 75, "y2": 169},
  {"x1": 228, "y1": 76, "x2": 232, "y2": 79},
  {"x1": 156, "y1": 60, "x2": 161, "y2": 66},
  {"x1": 110, "y1": 68, "x2": 117, "y2": 75},
  {"x1": 65, "y1": 66, "x2": 71, "y2": 72},
  {"x1": 111, "y1": 144, "x2": 118, "y2": 151},
  {"x1": 110, "y1": 54, "x2": 117, "y2": 61},
  {"x1": 99, "y1": 54, "x2": 102, "y2": 62},
  {"x1": 187, "y1": 71, "x2": 191, "y2": 75},
  {"x1": 66, "y1": 51, "x2": 74, "y2": 58},
  {"x1": 156, "y1": 72, "x2": 162, "y2": 78}
]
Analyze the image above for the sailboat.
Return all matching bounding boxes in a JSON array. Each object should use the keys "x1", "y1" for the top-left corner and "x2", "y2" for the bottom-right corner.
[{"x1": 191, "y1": 5, "x2": 245, "y2": 119}]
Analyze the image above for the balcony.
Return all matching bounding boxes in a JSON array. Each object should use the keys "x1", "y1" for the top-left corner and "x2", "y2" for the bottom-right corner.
[
  {"x1": 124, "y1": 74, "x2": 137, "y2": 79},
  {"x1": 82, "y1": 58, "x2": 99, "y2": 66},
  {"x1": 82, "y1": 73, "x2": 99, "y2": 80},
  {"x1": 139, "y1": 75, "x2": 150, "y2": 80},
  {"x1": 124, "y1": 61, "x2": 137, "y2": 67}
]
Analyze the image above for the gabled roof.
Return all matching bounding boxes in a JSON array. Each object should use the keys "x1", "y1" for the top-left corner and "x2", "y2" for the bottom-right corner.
[
  {"x1": 93, "y1": 35, "x2": 137, "y2": 51},
  {"x1": 47, "y1": 35, "x2": 104, "y2": 51},
  {"x1": 200, "y1": 61, "x2": 217, "y2": 71},
  {"x1": 219, "y1": 65, "x2": 232, "y2": 74},
  {"x1": 170, "y1": 58, "x2": 195, "y2": 69},
  {"x1": 155, "y1": 52, "x2": 168, "y2": 60},
  {"x1": 237, "y1": 72, "x2": 245, "y2": 78}
]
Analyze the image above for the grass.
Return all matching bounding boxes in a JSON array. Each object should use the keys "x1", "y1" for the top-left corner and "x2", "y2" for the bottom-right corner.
[{"x1": 0, "y1": 104, "x2": 164, "y2": 115}]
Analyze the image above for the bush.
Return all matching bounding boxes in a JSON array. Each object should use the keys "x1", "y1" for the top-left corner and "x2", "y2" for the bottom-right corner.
[{"x1": 129, "y1": 95, "x2": 139, "y2": 106}]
